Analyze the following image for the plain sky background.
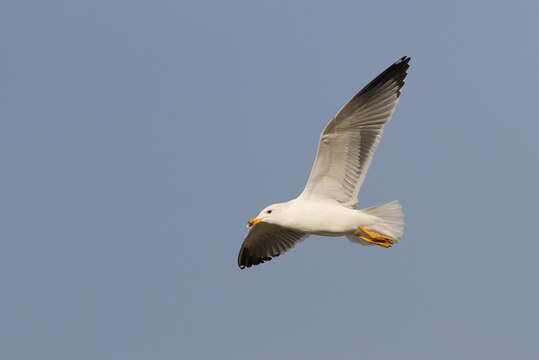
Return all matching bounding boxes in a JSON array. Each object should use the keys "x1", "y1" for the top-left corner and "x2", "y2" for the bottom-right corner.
[{"x1": 2, "y1": 1, "x2": 539, "y2": 359}]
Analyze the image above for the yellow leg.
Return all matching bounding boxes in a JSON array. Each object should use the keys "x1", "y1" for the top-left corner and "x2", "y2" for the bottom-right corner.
[
  {"x1": 358, "y1": 226, "x2": 394, "y2": 248},
  {"x1": 359, "y1": 226, "x2": 393, "y2": 242},
  {"x1": 358, "y1": 235, "x2": 392, "y2": 248}
]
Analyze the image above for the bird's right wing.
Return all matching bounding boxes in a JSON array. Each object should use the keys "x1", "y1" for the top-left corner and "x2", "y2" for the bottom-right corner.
[
  {"x1": 300, "y1": 57, "x2": 410, "y2": 207},
  {"x1": 237, "y1": 222, "x2": 308, "y2": 269}
]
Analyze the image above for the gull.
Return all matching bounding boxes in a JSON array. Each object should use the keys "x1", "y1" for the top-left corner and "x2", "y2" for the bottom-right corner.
[{"x1": 238, "y1": 57, "x2": 411, "y2": 269}]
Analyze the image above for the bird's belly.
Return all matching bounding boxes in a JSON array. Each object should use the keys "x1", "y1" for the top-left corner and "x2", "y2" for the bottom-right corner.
[
  {"x1": 309, "y1": 229, "x2": 348, "y2": 237},
  {"x1": 287, "y1": 206, "x2": 367, "y2": 236}
]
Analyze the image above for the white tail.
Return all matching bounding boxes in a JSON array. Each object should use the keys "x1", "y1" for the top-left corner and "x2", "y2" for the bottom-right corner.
[
  {"x1": 347, "y1": 200, "x2": 405, "y2": 245},
  {"x1": 363, "y1": 200, "x2": 405, "y2": 240}
]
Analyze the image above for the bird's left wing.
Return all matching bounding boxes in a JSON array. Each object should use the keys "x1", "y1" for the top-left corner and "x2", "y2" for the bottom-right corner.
[
  {"x1": 300, "y1": 57, "x2": 410, "y2": 207},
  {"x1": 238, "y1": 222, "x2": 308, "y2": 269}
]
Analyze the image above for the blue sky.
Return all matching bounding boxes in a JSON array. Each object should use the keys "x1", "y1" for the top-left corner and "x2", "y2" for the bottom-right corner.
[{"x1": 1, "y1": 1, "x2": 538, "y2": 359}]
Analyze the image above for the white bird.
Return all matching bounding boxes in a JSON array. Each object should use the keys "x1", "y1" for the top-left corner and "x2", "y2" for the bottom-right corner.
[{"x1": 238, "y1": 56, "x2": 411, "y2": 269}]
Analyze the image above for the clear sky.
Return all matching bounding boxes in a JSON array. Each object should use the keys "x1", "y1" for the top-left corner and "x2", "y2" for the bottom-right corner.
[{"x1": 2, "y1": 1, "x2": 539, "y2": 359}]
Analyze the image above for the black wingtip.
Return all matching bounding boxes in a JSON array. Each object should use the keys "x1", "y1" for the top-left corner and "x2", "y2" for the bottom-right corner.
[
  {"x1": 238, "y1": 245, "x2": 270, "y2": 269},
  {"x1": 238, "y1": 246, "x2": 250, "y2": 269},
  {"x1": 352, "y1": 56, "x2": 411, "y2": 100},
  {"x1": 397, "y1": 56, "x2": 411, "y2": 63}
]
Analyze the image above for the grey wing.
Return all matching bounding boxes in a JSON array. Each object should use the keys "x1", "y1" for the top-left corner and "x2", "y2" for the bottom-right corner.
[
  {"x1": 237, "y1": 222, "x2": 308, "y2": 269},
  {"x1": 300, "y1": 56, "x2": 410, "y2": 207}
]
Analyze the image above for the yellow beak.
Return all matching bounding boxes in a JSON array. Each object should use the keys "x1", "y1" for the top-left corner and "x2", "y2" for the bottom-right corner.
[{"x1": 247, "y1": 217, "x2": 263, "y2": 228}]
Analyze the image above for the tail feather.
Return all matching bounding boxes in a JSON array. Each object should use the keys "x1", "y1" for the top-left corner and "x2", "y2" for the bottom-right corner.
[{"x1": 347, "y1": 200, "x2": 405, "y2": 245}]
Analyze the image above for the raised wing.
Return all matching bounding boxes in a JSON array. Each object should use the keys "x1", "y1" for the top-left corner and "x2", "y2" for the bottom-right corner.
[
  {"x1": 237, "y1": 222, "x2": 308, "y2": 269},
  {"x1": 300, "y1": 56, "x2": 410, "y2": 207}
]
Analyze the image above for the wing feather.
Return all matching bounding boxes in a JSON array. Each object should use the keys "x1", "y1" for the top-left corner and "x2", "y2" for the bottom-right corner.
[
  {"x1": 300, "y1": 56, "x2": 410, "y2": 207},
  {"x1": 237, "y1": 222, "x2": 308, "y2": 269}
]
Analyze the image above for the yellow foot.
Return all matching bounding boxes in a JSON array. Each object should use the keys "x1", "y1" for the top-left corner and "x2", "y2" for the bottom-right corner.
[
  {"x1": 358, "y1": 226, "x2": 394, "y2": 248},
  {"x1": 358, "y1": 236, "x2": 393, "y2": 248}
]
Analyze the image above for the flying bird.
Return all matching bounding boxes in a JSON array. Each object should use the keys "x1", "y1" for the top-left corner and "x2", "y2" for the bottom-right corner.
[{"x1": 238, "y1": 56, "x2": 411, "y2": 269}]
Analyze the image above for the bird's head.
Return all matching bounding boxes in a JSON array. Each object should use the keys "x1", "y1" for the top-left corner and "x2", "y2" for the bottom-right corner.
[{"x1": 247, "y1": 202, "x2": 288, "y2": 228}]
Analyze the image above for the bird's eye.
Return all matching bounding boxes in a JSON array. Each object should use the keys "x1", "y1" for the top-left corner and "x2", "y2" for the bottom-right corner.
[{"x1": 266, "y1": 210, "x2": 272, "y2": 214}]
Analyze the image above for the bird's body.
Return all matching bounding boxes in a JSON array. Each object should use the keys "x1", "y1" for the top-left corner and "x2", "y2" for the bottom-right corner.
[
  {"x1": 238, "y1": 57, "x2": 411, "y2": 269},
  {"x1": 268, "y1": 198, "x2": 377, "y2": 236}
]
